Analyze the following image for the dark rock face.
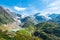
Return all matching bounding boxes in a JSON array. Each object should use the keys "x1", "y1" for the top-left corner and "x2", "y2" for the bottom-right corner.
[
  {"x1": 34, "y1": 13, "x2": 46, "y2": 23},
  {"x1": 48, "y1": 14, "x2": 60, "y2": 24},
  {"x1": 34, "y1": 31, "x2": 40, "y2": 36}
]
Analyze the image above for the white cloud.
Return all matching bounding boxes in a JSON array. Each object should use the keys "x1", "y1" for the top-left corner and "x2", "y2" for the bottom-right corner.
[
  {"x1": 48, "y1": 0, "x2": 60, "y2": 7},
  {"x1": 27, "y1": 6, "x2": 40, "y2": 15},
  {"x1": 39, "y1": 0, "x2": 60, "y2": 19},
  {"x1": 46, "y1": 0, "x2": 60, "y2": 14},
  {"x1": 14, "y1": 0, "x2": 60, "y2": 19},
  {"x1": 41, "y1": 0, "x2": 60, "y2": 14},
  {"x1": 14, "y1": 6, "x2": 26, "y2": 11}
]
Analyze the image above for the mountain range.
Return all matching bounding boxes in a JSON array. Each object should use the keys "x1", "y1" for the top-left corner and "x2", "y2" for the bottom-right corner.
[
  {"x1": 0, "y1": 6, "x2": 60, "y2": 40},
  {"x1": 17, "y1": 13, "x2": 60, "y2": 25}
]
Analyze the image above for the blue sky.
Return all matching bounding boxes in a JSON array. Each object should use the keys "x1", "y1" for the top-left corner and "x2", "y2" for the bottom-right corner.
[{"x1": 0, "y1": 0, "x2": 60, "y2": 17}]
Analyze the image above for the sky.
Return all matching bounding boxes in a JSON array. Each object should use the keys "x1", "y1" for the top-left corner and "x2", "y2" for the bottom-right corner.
[{"x1": 0, "y1": 0, "x2": 60, "y2": 17}]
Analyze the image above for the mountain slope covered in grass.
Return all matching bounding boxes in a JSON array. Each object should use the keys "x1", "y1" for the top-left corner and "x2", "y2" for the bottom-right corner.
[{"x1": 0, "y1": 6, "x2": 14, "y2": 25}]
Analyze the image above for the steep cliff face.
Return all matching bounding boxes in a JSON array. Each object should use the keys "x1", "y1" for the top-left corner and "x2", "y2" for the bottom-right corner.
[{"x1": 0, "y1": 6, "x2": 14, "y2": 25}]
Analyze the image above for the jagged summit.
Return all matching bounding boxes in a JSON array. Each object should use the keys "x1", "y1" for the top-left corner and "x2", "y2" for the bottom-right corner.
[{"x1": 0, "y1": 6, "x2": 14, "y2": 24}]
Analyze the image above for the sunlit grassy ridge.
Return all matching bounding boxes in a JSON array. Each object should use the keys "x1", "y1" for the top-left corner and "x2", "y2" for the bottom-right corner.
[
  {"x1": 0, "y1": 28, "x2": 42, "y2": 40},
  {"x1": 0, "y1": 20, "x2": 60, "y2": 40}
]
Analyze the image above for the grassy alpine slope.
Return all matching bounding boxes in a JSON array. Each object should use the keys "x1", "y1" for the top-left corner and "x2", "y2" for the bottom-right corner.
[{"x1": 0, "y1": 6, "x2": 14, "y2": 25}]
